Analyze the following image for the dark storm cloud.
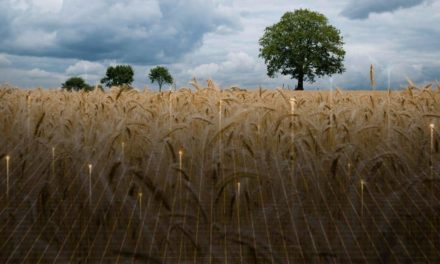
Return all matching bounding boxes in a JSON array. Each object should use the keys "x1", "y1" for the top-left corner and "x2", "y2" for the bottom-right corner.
[
  {"x1": 0, "y1": 0, "x2": 240, "y2": 64},
  {"x1": 341, "y1": 0, "x2": 429, "y2": 19},
  {"x1": 397, "y1": 27, "x2": 440, "y2": 52},
  {"x1": 1, "y1": 0, "x2": 439, "y2": 89},
  {"x1": 0, "y1": 2, "x2": 13, "y2": 37}
]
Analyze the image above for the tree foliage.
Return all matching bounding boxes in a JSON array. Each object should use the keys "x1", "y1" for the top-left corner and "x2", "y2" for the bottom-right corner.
[
  {"x1": 259, "y1": 9, "x2": 345, "y2": 90},
  {"x1": 101, "y1": 65, "x2": 134, "y2": 88},
  {"x1": 62, "y1": 77, "x2": 92, "y2": 91},
  {"x1": 148, "y1": 66, "x2": 173, "y2": 92}
]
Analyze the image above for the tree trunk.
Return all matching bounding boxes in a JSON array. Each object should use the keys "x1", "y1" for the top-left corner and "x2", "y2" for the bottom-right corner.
[
  {"x1": 159, "y1": 80, "x2": 164, "y2": 92},
  {"x1": 296, "y1": 74, "x2": 304, "y2": 90}
]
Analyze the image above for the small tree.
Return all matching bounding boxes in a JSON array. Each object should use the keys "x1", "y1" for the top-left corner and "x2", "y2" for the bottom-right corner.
[
  {"x1": 62, "y1": 77, "x2": 92, "y2": 91},
  {"x1": 101, "y1": 65, "x2": 134, "y2": 88},
  {"x1": 148, "y1": 66, "x2": 173, "y2": 92},
  {"x1": 259, "y1": 9, "x2": 345, "y2": 90}
]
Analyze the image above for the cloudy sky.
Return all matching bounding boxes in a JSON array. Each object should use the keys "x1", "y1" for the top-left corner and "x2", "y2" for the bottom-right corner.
[{"x1": 0, "y1": 0, "x2": 439, "y2": 90}]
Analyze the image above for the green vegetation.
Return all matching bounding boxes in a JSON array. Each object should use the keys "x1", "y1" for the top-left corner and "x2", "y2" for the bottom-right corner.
[
  {"x1": 148, "y1": 66, "x2": 173, "y2": 92},
  {"x1": 100, "y1": 65, "x2": 134, "y2": 88},
  {"x1": 259, "y1": 9, "x2": 346, "y2": 90},
  {"x1": 61, "y1": 77, "x2": 92, "y2": 91}
]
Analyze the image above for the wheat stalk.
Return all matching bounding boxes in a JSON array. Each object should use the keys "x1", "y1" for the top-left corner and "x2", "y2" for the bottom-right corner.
[
  {"x1": 0, "y1": 84, "x2": 439, "y2": 262},
  {"x1": 370, "y1": 64, "x2": 376, "y2": 90}
]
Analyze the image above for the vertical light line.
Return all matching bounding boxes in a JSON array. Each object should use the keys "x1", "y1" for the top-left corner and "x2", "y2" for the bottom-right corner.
[
  {"x1": 162, "y1": 148, "x2": 183, "y2": 261},
  {"x1": 179, "y1": 149, "x2": 183, "y2": 205},
  {"x1": 178, "y1": 146, "x2": 194, "y2": 263},
  {"x1": 257, "y1": 99, "x2": 261, "y2": 145},
  {"x1": 88, "y1": 164, "x2": 92, "y2": 206},
  {"x1": 290, "y1": 97, "x2": 296, "y2": 181},
  {"x1": 27, "y1": 95, "x2": 31, "y2": 138},
  {"x1": 6, "y1": 155, "x2": 10, "y2": 202},
  {"x1": 179, "y1": 150, "x2": 183, "y2": 176},
  {"x1": 430, "y1": 123, "x2": 435, "y2": 177},
  {"x1": 387, "y1": 68, "x2": 391, "y2": 93},
  {"x1": 330, "y1": 77, "x2": 333, "y2": 103},
  {"x1": 51, "y1": 147, "x2": 56, "y2": 179},
  {"x1": 330, "y1": 78, "x2": 334, "y2": 147},
  {"x1": 218, "y1": 98, "x2": 227, "y2": 263},
  {"x1": 121, "y1": 141, "x2": 125, "y2": 161},
  {"x1": 221, "y1": 98, "x2": 228, "y2": 264},
  {"x1": 237, "y1": 182, "x2": 242, "y2": 264},
  {"x1": 219, "y1": 99, "x2": 222, "y2": 170},
  {"x1": 169, "y1": 92, "x2": 173, "y2": 133},
  {"x1": 138, "y1": 192, "x2": 143, "y2": 220},
  {"x1": 361, "y1": 179, "x2": 365, "y2": 220},
  {"x1": 219, "y1": 98, "x2": 222, "y2": 156},
  {"x1": 430, "y1": 123, "x2": 435, "y2": 256},
  {"x1": 387, "y1": 68, "x2": 392, "y2": 142}
]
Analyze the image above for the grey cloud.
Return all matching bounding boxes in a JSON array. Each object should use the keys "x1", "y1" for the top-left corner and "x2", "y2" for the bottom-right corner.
[
  {"x1": 1, "y1": 0, "x2": 439, "y2": 90},
  {"x1": 0, "y1": 54, "x2": 11, "y2": 66},
  {"x1": 65, "y1": 61, "x2": 106, "y2": 77},
  {"x1": 341, "y1": 0, "x2": 428, "y2": 19},
  {"x1": 0, "y1": 67, "x2": 66, "y2": 88},
  {"x1": 0, "y1": 0, "x2": 241, "y2": 64},
  {"x1": 419, "y1": 65, "x2": 440, "y2": 83},
  {"x1": 397, "y1": 27, "x2": 440, "y2": 52}
]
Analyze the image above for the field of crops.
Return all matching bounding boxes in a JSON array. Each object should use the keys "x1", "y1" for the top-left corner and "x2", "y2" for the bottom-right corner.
[{"x1": 0, "y1": 82, "x2": 439, "y2": 263}]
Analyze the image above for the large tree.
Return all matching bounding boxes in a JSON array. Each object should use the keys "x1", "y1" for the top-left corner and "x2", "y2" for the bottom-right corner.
[
  {"x1": 100, "y1": 65, "x2": 134, "y2": 88},
  {"x1": 259, "y1": 9, "x2": 345, "y2": 90},
  {"x1": 62, "y1": 77, "x2": 92, "y2": 91},
  {"x1": 148, "y1": 66, "x2": 173, "y2": 92}
]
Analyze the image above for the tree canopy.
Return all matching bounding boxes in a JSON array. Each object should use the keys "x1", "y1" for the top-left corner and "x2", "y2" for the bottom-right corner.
[
  {"x1": 62, "y1": 77, "x2": 92, "y2": 91},
  {"x1": 259, "y1": 9, "x2": 345, "y2": 90},
  {"x1": 148, "y1": 66, "x2": 173, "y2": 92},
  {"x1": 100, "y1": 65, "x2": 134, "y2": 88}
]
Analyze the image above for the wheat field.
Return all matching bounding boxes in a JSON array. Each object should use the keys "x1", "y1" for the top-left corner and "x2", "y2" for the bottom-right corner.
[{"x1": 0, "y1": 81, "x2": 439, "y2": 263}]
